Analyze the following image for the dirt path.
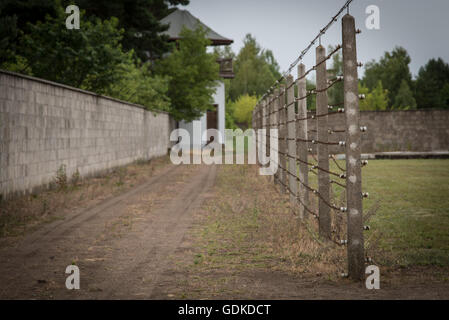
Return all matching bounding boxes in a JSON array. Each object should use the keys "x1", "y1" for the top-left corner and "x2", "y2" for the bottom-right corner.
[
  {"x1": 1, "y1": 163, "x2": 448, "y2": 299},
  {"x1": 0, "y1": 164, "x2": 216, "y2": 299}
]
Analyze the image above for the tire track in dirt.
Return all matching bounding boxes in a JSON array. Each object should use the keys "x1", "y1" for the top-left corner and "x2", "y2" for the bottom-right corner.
[
  {"x1": 87, "y1": 164, "x2": 217, "y2": 299},
  {"x1": 0, "y1": 163, "x2": 216, "y2": 299}
]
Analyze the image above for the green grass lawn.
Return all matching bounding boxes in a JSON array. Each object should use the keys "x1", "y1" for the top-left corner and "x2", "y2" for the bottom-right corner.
[
  {"x1": 306, "y1": 158, "x2": 449, "y2": 267},
  {"x1": 361, "y1": 159, "x2": 449, "y2": 266},
  {"x1": 306, "y1": 158, "x2": 449, "y2": 266},
  {"x1": 226, "y1": 143, "x2": 449, "y2": 267}
]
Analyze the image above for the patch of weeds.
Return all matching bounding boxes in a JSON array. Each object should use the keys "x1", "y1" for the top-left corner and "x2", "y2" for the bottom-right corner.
[
  {"x1": 71, "y1": 169, "x2": 81, "y2": 187},
  {"x1": 115, "y1": 167, "x2": 127, "y2": 187},
  {"x1": 41, "y1": 199, "x2": 48, "y2": 214},
  {"x1": 193, "y1": 253, "x2": 203, "y2": 265},
  {"x1": 136, "y1": 159, "x2": 149, "y2": 166},
  {"x1": 55, "y1": 164, "x2": 68, "y2": 191}
]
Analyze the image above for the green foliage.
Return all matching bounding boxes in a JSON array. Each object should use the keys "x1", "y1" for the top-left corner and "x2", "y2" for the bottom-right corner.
[
  {"x1": 1, "y1": 3, "x2": 170, "y2": 112},
  {"x1": 55, "y1": 164, "x2": 68, "y2": 191},
  {"x1": 17, "y1": 6, "x2": 128, "y2": 94},
  {"x1": 394, "y1": 79, "x2": 417, "y2": 110},
  {"x1": 1, "y1": 0, "x2": 190, "y2": 63},
  {"x1": 105, "y1": 51, "x2": 171, "y2": 111},
  {"x1": 0, "y1": 0, "x2": 56, "y2": 31},
  {"x1": 327, "y1": 45, "x2": 343, "y2": 106},
  {"x1": 229, "y1": 34, "x2": 281, "y2": 102},
  {"x1": 415, "y1": 58, "x2": 449, "y2": 109},
  {"x1": 71, "y1": 168, "x2": 81, "y2": 186},
  {"x1": 362, "y1": 160, "x2": 449, "y2": 266},
  {"x1": 230, "y1": 94, "x2": 258, "y2": 128},
  {"x1": 359, "y1": 81, "x2": 388, "y2": 111},
  {"x1": 155, "y1": 26, "x2": 219, "y2": 121},
  {"x1": 75, "y1": 0, "x2": 189, "y2": 62},
  {"x1": 306, "y1": 79, "x2": 317, "y2": 111},
  {"x1": 224, "y1": 99, "x2": 237, "y2": 130},
  {"x1": 363, "y1": 47, "x2": 412, "y2": 108},
  {"x1": 0, "y1": 6, "x2": 18, "y2": 66}
]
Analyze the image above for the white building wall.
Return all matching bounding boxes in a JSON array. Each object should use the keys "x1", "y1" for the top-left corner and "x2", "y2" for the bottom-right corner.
[
  {"x1": 178, "y1": 80, "x2": 225, "y2": 147},
  {"x1": 215, "y1": 81, "x2": 225, "y2": 144}
]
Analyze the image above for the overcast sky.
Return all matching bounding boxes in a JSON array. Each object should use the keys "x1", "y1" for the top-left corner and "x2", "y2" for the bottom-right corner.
[{"x1": 180, "y1": 0, "x2": 449, "y2": 79}]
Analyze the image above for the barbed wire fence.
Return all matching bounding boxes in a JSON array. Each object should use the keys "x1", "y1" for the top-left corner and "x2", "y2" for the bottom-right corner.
[{"x1": 252, "y1": 0, "x2": 370, "y2": 280}]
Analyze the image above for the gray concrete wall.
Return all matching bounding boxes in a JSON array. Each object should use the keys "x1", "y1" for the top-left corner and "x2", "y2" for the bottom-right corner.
[
  {"x1": 0, "y1": 70, "x2": 173, "y2": 198},
  {"x1": 307, "y1": 109, "x2": 449, "y2": 154}
]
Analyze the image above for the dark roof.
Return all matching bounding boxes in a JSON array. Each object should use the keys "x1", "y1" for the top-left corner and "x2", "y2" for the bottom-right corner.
[{"x1": 160, "y1": 9, "x2": 233, "y2": 46}]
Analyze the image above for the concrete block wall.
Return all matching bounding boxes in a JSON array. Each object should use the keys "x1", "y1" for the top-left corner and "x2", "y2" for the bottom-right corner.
[
  {"x1": 0, "y1": 70, "x2": 172, "y2": 198},
  {"x1": 306, "y1": 109, "x2": 449, "y2": 154}
]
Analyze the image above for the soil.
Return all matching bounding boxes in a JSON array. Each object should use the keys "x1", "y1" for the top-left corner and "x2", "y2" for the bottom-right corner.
[{"x1": 0, "y1": 163, "x2": 448, "y2": 299}]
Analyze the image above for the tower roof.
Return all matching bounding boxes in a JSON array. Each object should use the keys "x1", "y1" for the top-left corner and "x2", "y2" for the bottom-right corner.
[{"x1": 160, "y1": 9, "x2": 233, "y2": 46}]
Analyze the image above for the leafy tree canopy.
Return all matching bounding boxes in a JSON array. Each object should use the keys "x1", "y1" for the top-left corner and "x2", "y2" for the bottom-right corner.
[
  {"x1": 230, "y1": 94, "x2": 258, "y2": 128},
  {"x1": 0, "y1": 0, "x2": 189, "y2": 63},
  {"x1": 394, "y1": 79, "x2": 417, "y2": 110},
  {"x1": 16, "y1": 6, "x2": 128, "y2": 93},
  {"x1": 228, "y1": 34, "x2": 281, "y2": 102},
  {"x1": 75, "y1": 0, "x2": 189, "y2": 62},
  {"x1": 415, "y1": 58, "x2": 449, "y2": 109},
  {"x1": 155, "y1": 26, "x2": 219, "y2": 121},
  {"x1": 362, "y1": 46, "x2": 412, "y2": 108},
  {"x1": 359, "y1": 81, "x2": 388, "y2": 111},
  {"x1": 327, "y1": 44, "x2": 343, "y2": 106},
  {"x1": 105, "y1": 52, "x2": 170, "y2": 112},
  {"x1": 2, "y1": 3, "x2": 170, "y2": 112}
]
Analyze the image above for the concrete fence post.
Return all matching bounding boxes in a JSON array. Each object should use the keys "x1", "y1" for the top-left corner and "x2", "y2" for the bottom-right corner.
[
  {"x1": 254, "y1": 104, "x2": 258, "y2": 164},
  {"x1": 268, "y1": 94, "x2": 274, "y2": 182},
  {"x1": 316, "y1": 45, "x2": 331, "y2": 239},
  {"x1": 261, "y1": 99, "x2": 267, "y2": 166},
  {"x1": 342, "y1": 13, "x2": 365, "y2": 281},
  {"x1": 296, "y1": 63, "x2": 309, "y2": 220},
  {"x1": 257, "y1": 103, "x2": 262, "y2": 165},
  {"x1": 273, "y1": 89, "x2": 280, "y2": 186},
  {"x1": 286, "y1": 75, "x2": 297, "y2": 213},
  {"x1": 265, "y1": 96, "x2": 270, "y2": 164},
  {"x1": 278, "y1": 85, "x2": 287, "y2": 194}
]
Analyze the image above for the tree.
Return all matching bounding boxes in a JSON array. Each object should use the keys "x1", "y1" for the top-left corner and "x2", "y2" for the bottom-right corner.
[
  {"x1": 0, "y1": 5, "x2": 18, "y2": 66},
  {"x1": 394, "y1": 79, "x2": 417, "y2": 110},
  {"x1": 0, "y1": 0, "x2": 56, "y2": 33},
  {"x1": 306, "y1": 79, "x2": 317, "y2": 111},
  {"x1": 0, "y1": 0, "x2": 190, "y2": 64},
  {"x1": 76, "y1": 0, "x2": 189, "y2": 62},
  {"x1": 327, "y1": 45, "x2": 344, "y2": 106},
  {"x1": 363, "y1": 47, "x2": 412, "y2": 108},
  {"x1": 105, "y1": 51, "x2": 171, "y2": 112},
  {"x1": 229, "y1": 34, "x2": 281, "y2": 102},
  {"x1": 0, "y1": 0, "x2": 57, "y2": 66},
  {"x1": 359, "y1": 81, "x2": 388, "y2": 111},
  {"x1": 155, "y1": 26, "x2": 219, "y2": 121},
  {"x1": 415, "y1": 58, "x2": 449, "y2": 109},
  {"x1": 16, "y1": 6, "x2": 129, "y2": 94},
  {"x1": 230, "y1": 94, "x2": 258, "y2": 128},
  {"x1": 5, "y1": 3, "x2": 170, "y2": 111}
]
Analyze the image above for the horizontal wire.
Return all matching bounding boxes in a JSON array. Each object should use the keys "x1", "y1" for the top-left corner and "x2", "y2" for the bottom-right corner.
[
  {"x1": 308, "y1": 128, "x2": 346, "y2": 133},
  {"x1": 275, "y1": 172, "x2": 319, "y2": 218},
  {"x1": 316, "y1": 76, "x2": 343, "y2": 93},
  {"x1": 296, "y1": 90, "x2": 316, "y2": 101},
  {"x1": 330, "y1": 155, "x2": 346, "y2": 172},
  {"x1": 257, "y1": 0, "x2": 353, "y2": 105},
  {"x1": 296, "y1": 45, "x2": 343, "y2": 84},
  {"x1": 276, "y1": 175, "x2": 349, "y2": 245},
  {"x1": 273, "y1": 148, "x2": 344, "y2": 178},
  {"x1": 331, "y1": 179, "x2": 347, "y2": 188},
  {"x1": 286, "y1": 138, "x2": 342, "y2": 146},
  {"x1": 277, "y1": 164, "x2": 343, "y2": 212}
]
